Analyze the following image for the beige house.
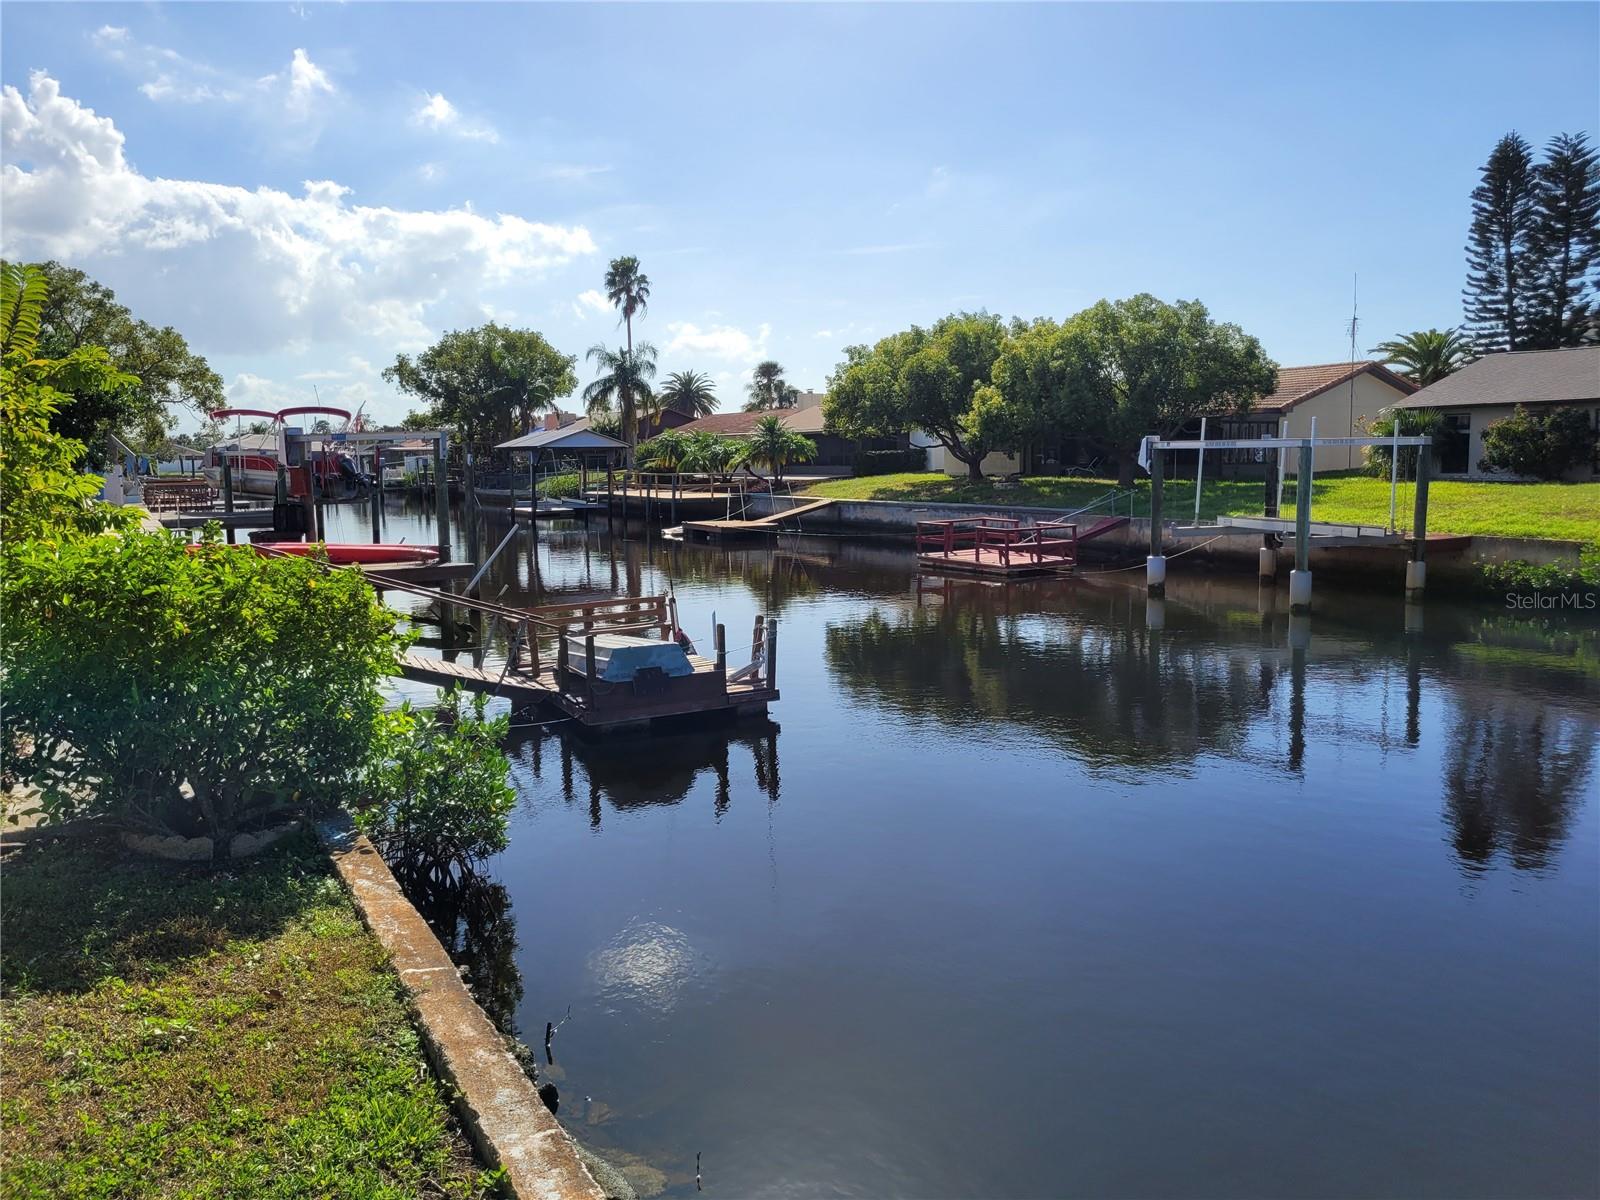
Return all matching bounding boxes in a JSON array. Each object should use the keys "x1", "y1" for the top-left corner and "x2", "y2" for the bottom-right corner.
[{"x1": 1393, "y1": 346, "x2": 1600, "y2": 480}]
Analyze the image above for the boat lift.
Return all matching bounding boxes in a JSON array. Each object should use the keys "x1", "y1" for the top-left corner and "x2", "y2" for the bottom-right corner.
[
  {"x1": 283, "y1": 427, "x2": 452, "y2": 558},
  {"x1": 1139, "y1": 428, "x2": 1434, "y2": 612}
]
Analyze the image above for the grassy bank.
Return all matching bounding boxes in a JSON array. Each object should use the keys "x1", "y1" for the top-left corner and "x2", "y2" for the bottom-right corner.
[
  {"x1": 802, "y1": 472, "x2": 1600, "y2": 545},
  {"x1": 0, "y1": 831, "x2": 499, "y2": 1200}
]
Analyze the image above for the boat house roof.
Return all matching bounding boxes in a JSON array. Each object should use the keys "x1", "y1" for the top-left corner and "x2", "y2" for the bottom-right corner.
[{"x1": 496, "y1": 426, "x2": 630, "y2": 453}]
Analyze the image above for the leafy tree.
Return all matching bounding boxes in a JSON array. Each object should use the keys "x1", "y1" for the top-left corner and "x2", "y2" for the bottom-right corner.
[
  {"x1": 0, "y1": 263, "x2": 138, "y2": 544},
  {"x1": 744, "y1": 414, "x2": 817, "y2": 485},
  {"x1": 1478, "y1": 404, "x2": 1598, "y2": 479},
  {"x1": 1019, "y1": 296, "x2": 1276, "y2": 487},
  {"x1": 826, "y1": 312, "x2": 1010, "y2": 481},
  {"x1": 658, "y1": 369, "x2": 718, "y2": 418},
  {"x1": 1, "y1": 260, "x2": 224, "y2": 465},
  {"x1": 582, "y1": 342, "x2": 657, "y2": 451},
  {"x1": 382, "y1": 323, "x2": 577, "y2": 449},
  {"x1": 1527, "y1": 132, "x2": 1600, "y2": 348},
  {"x1": 1372, "y1": 328, "x2": 1475, "y2": 385},
  {"x1": 1464, "y1": 134, "x2": 1539, "y2": 352},
  {"x1": 1, "y1": 532, "x2": 402, "y2": 854},
  {"x1": 744, "y1": 360, "x2": 799, "y2": 411},
  {"x1": 604, "y1": 255, "x2": 651, "y2": 354}
]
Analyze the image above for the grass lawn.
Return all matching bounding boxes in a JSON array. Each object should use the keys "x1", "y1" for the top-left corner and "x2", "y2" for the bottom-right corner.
[
  {"x1": 802, "y1": 472, "x2": 1600, "y2": 545},
  {"x1": 0, "y1": 830, "x2": 499, "y2": 1200}
]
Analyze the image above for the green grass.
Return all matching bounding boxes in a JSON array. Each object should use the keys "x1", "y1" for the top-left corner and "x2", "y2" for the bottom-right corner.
[
  {"x1": 0, "y1": 831, "x2": 500, "y2": 1200},
  {"x1": 802, "y1": 471, "x2": 1600, "y2": 545}
]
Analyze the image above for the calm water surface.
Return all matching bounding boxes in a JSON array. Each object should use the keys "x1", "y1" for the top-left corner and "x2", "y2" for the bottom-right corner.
[{"x1": 329, "y1": 498, "x2": 1600, "y2": 1199}]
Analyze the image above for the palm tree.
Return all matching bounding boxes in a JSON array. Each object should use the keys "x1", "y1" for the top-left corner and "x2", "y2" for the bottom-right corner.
[
  {"x1": 658, "y1": 370, "x2": 718, "y2": 418},
  {"x1": 604, "y1": 256, "x2": 651, "y2": 355},
  {"x1": 582, "y1": 342, "x2": 657, "y2": 452},
  {"x1": 743, "y1": 360, "x2": 798, "y2": 411},
  {"x1": 1372, "y1": 329, "x2": 1474, "y2": 387},
  {"x1": 744, "y1": 414, "x2": 817, "y2": 485},
  {"x1": 637, "y1": 429, "x2": 690, "y2": 471},
  {"x1": 680, "y1": 432, "x2": 747, "y2": 483}
]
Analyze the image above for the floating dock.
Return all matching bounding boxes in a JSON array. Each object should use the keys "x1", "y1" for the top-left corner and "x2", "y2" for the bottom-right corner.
[
  {"x1": 393, "y1": 593, "x2": 779, "y2": 734},
  {"x1": 682, "y1": 497, "x2": 835, "y2": 541},
  {"x1": 916, "y1": 515, "x2": 1128, "y2": 578}
]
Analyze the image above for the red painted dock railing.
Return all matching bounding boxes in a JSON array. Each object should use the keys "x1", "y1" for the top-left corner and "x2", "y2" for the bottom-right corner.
[{"x1": 915, "y1": 517, "x2": 1079, "y2": 571}]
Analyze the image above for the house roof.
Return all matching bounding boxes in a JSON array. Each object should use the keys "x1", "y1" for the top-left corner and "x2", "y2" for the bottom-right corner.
[
  {"x1": 495, "y1": 425, "x2": 629, "y2": 453},
  {"x1": 673, "y1": 407, "x2": 828, "y2": 437},
  {"x1": 1250, "y1": 362, "x2": 1419, "y2": 414},
  {"x1": 1394, "y1": 346, "x2": 1600, "y2": 409}
]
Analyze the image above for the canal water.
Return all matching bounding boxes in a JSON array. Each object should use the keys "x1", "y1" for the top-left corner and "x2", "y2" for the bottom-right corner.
[{"x1": 327, "y1": 498, "x2": 1599, "y2": 1199}]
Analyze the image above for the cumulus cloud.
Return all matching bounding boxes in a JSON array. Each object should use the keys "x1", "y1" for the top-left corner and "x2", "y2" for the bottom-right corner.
[
  {"x1": 285, "y1": 48, "x2": 335, "y2": 117},
  {"x1": 0, "y1": 73, "x2": 597, "y2": 354},
  {"x1": 412, "y1": 91, "x2": 498, "y2": 143},
  {"x1": 664, "y1": 320, "x2": 771, "y2": 363},
  {"x1": 573, "y1": 288, "x2": 611, "y2": 319}
]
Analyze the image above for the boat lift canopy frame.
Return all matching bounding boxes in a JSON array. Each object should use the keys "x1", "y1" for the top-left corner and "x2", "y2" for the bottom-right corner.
[
  {"x1": 1140, "y1": 431, "x2": 1436, "y2": 572},
  {"x1": 283, "y1": 428, "x2": 453, "y2": 559}
]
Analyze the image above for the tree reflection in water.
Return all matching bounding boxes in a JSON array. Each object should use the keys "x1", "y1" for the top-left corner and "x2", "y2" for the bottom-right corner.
[{"x1": 397, "y1": 860, "x2": 525, "y2": 1035}]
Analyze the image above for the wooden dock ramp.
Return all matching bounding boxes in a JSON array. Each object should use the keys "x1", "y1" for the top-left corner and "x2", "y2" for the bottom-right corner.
[{"x1": 683, "y1": 497, "x2": 834, "y2": 541}]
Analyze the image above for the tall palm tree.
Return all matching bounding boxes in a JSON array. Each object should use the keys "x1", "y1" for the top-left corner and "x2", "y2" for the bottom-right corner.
[
  {"x1": 604, "y1": 256, "x2": 651, "y2": 354},
  {"x1": 1372, "y1": 328, "x2": 1474, "y2": 387},
  {"x1": 744, "y1": 360, "x2": 798, "y2": 411},
  {"x1": 657, "y1": 370, "x2": 718, "y2": 418},
  {"x1": 744, "y1": 414, "x2": 817, "y2": 485},
  {"x1": 583, "y1": 342, "x2": 657, "y2": 452}
]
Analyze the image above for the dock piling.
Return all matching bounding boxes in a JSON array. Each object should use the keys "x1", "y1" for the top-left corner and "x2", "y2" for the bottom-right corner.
[
  {"x1": 1289, "y1": 440, "x2": 1313, "y2": 613},
  {"x1": 765, "y1": 617, "x2": 778, "y2": 691},
  {"x1": 1407, "y1": 449, "x2": 1431, "y2": 602},
  {"x1": 221, "y1": 460, "x2": 236, "y2": 544},
  {"x1": 1146, "y1": 446, "x2": 1166, "y2": 596},
  {"x1": 434, "y1": 438, "x2": 451, "y2": 562}
]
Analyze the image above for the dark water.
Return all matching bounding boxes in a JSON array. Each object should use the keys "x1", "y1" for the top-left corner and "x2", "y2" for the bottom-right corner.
[{"x1": 327, "y1": 497, "x2": 1600, "y2": 1200}]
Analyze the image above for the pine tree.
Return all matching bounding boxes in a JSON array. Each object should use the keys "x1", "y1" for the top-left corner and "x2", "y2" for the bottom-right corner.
[
  {"x1": 1463, "y1": 133, "x2": 1538, "y2": 352},
  {"x1": 1527, "y1": 132, "x2": 1600, "y2": 348}
]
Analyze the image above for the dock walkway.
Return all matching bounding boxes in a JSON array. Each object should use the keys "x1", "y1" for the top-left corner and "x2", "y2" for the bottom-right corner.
[{"x1": 683, "y1": 497, "x2": 835, "y2": 541}]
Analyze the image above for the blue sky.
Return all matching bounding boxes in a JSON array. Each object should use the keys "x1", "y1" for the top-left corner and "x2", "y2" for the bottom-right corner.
[{"x1": 3, "y1": 2, "x2": 1596, "y2": 429}]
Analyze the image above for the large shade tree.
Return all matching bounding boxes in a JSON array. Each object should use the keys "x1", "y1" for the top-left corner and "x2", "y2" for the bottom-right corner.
[
  {"x1": 825, "y1": 312, "x2": 1011, "y2": 480},
  {"x1": 1003, "y1": 295, "x2": 1278, "y2": 487},
  {"x1": 1372, "y1": 328, "x2": 1475, "y2": 386},
  {"x1": 382, "y1": 323, "x2": 577, "y2": 449},
  {"x1": 2, "y1": 260, "x2": 223, "y2": 466}
]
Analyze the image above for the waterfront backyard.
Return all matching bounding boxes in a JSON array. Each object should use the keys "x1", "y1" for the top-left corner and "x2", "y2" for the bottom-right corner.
[
  {"x1": 802, "y1": 472, "x2": 1600, "y2": 547},
  {"x1": 349, "y1": 501, "x2": 1600, "y2": 1198}
]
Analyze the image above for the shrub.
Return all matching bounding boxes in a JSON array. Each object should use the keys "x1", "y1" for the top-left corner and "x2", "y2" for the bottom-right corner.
[
  {"x1": 1, "y1": 531, "x2": 403, "y2": 853},
  {"x1": 1478, "y1": 404, "x2": 1598, "y2": 480},
  {"x1": 1361, "y1": 407, "x2": 1442, "y2": 478},
  {"x1": 853, "y1": 448, "x2": 929, "y2": 476},
  {"x1": 354, "y1": 689, "x2": 515, "y2": 882},
  {"x1": 535, "y1": 471, "x2": 581, "y2": 499}
]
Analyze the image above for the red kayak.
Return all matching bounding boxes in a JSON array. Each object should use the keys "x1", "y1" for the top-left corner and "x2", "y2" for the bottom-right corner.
[{"x1": 255, "y1": 543, "x2": 441, "y2": 565}]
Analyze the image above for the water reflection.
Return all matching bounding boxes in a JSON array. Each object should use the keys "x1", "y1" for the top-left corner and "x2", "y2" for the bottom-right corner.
[
  {"x1": 401, "y1": 865, "x2": 524, "y2": 1034},
  {"x1": 507, "y1": 723, "x2": 781, "y2": 827},
  {"x1": 589, "y1": 919, "x2": 706, "y2": 1015}
]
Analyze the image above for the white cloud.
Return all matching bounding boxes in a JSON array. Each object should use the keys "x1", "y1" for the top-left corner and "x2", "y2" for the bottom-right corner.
[
  {"x1": 418, "y1": 161, "x2": 442, "y2": 182},
  {"x1": 664, "y1": 320, "x2": 770, "y2": 363},
  {"x1": 412, "y1": 91, "x2": 498, "y2": 143},
  {"x1": 286, "y1": 48, "x2": 334, "y2": 117},
  {"x1": 90, "y1": 28, "x2": 330, "y2": 119},
  {"x1": 545, "y1": 163, "x2": 612, "y2": 182},
  {"x1": 573, "y1": 288, "x2": 611, "y2": 319},
  {"x1": 0, "y1": 73, "x2": 597, "y2": 355},
  {"x1": 814, "y1": 329, "x2": 833, "y2": 338}
]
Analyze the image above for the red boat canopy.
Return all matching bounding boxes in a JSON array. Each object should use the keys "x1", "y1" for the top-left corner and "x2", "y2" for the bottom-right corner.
[
  {"x1": 209, "y1": 408, "x2": 280, "y2": 422},
  {"x1": 278, "y1": 405, "x2": 352, "y2": 423}
]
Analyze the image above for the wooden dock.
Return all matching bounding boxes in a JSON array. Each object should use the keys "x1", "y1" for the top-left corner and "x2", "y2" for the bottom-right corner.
[
  {"x1": 393, "y1": 593, "x2": 780, "y2": 733},
  {"x1": 682, "y1": 497, "x2": 834, "y2": 541}
]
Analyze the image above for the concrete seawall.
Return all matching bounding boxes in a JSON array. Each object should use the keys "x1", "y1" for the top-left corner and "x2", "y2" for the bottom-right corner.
[{"x1": 745, "y1": 493, "x2": 1587, "y2": 584}]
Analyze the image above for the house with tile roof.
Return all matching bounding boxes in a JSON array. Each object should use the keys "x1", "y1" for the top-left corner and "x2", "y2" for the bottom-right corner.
[
  {"x1": 1219, "y1": 361, "x2": 1420, "y2": 475},
  {"x1": 670, "y1": 404, "x2": 905, "y2": 472},
  {"x1": 1393, "y1": 346, "x2": 1600, "y2": 479}
]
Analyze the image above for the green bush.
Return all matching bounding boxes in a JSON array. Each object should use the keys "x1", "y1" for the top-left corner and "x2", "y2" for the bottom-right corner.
[
  {"x1": 1362, "y1": 407, "x2": 1442, "y2": 478},
  {"x1": 535, "y1": 471, "x2": 581, "y2": 499},
  {"x1": 1478, "y1": 404, "x2": 1598, "y2": 480},
  {"x1": 853, "y1": 448, "x2": 928, "y2": 476},
  {"x1": 1, "y1": 531, "x2": 403, "y2": 852},
  {"x1": 354, "y1": 689, "x2": 515, "y2": 881}
]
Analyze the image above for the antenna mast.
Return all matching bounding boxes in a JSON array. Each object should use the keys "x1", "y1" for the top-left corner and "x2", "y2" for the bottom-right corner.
[{"x1": 1346, "y1": 274, "x2": 1359, "y2": 468}]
